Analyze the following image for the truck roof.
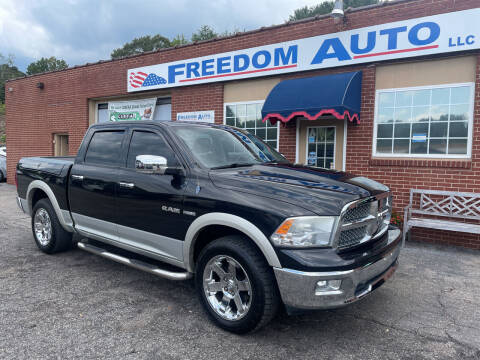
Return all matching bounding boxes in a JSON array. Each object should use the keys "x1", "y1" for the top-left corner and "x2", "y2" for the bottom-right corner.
[{"x1": 90, "y1": 121, "x2": 233, "y2": 129}]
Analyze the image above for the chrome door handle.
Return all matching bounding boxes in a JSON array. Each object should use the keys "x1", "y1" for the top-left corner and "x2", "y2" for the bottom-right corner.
[
  {"x1": 119, "y1": 182, "x2": 135, "y2": 189},
  {"x1": 71, "y1": 175, "x2": 84, "y2": 181}
]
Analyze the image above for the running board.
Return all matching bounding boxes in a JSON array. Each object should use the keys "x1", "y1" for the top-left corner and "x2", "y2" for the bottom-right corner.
[{"x1": 77, "y1": 241, "x2": 192, "y2": 281}]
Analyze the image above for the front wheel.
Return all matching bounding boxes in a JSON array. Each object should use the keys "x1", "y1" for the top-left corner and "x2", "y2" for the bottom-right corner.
[
  {"x1": 32, "y1": 198, "x2": 73, "y2": 254},
  {"x1": 195, "y1": 236, "x2": 280, "y2": 334}
]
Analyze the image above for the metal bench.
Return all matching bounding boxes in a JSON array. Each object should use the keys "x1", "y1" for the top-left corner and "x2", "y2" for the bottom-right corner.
[{"x1": 403, "y1": 189, "x2": 480, "y2": 245}]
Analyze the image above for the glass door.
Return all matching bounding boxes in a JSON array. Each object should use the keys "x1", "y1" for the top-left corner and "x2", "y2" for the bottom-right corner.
[{"x1": 306, "y1": 126, "x2": 336, "y2": 169}]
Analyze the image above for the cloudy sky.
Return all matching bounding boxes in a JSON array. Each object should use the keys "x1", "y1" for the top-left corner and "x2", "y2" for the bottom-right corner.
[{"x1": 0, "y1": 0, "x2": 321, "y2": 72}]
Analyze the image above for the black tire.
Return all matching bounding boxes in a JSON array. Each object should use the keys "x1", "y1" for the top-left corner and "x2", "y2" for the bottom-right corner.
[
  {"x1": 0, "y1": 171, "x2": 4, "y2": 182},
  {"x1": 195, "y1": 235, "x2": 280, "y2": 334},
  {"x1": 31, "y1": 198, "x2": 73, "y2": 254}
]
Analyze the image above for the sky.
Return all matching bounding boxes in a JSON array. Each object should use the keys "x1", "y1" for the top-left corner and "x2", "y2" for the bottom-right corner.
[{"x1": 0, "y1": 0, "x2": 322, "y2": 72}]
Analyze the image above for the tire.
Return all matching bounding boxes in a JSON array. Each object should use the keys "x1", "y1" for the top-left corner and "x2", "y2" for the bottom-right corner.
[
  {"x1": 195, "y1": 235, "x2": 280, "y2": 334},
  {"x1": 0, "y1": 171, "x2": 4, "y2": 182},
  {"x1": 31, "y1": 198, "x2": 73, "y2": 254}
]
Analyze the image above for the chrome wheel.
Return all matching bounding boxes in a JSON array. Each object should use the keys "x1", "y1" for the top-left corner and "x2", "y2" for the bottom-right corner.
[
  {"x1": 203, "y1": 255, "x2": 252, "y2": 321},
  {"x1": 34, "y1": 208, "x2": 52, "y2": 246}
]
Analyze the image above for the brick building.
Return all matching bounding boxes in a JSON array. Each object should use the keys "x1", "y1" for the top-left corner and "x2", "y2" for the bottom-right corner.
[{"x1": 5, "y1": 0, "x2": 480, "y2": 248}]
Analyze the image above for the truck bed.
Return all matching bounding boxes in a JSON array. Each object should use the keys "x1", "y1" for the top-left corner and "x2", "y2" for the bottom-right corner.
[{"x1": 16, "y1": 156, "x2": 74, "y2": 212}]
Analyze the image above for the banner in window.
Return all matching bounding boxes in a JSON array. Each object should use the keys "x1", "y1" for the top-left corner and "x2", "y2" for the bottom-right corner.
[{"x1": 108, "y1": 98, "x2": 157, "y2": 121}]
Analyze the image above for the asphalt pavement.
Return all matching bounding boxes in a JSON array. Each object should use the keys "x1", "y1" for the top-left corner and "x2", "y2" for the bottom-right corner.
[{"x1": 0, "y1": 183, "x2": 479, "y2": 359}]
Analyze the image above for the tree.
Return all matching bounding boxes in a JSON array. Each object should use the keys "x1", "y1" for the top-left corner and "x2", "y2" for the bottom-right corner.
[
  {"x1": 170, "y1": 34, "x2": 189, "y2": 47},
  {"x1": 191, "y1": 25, "x2": 217, "y2": 42},
  {"x1": 111, "y1": 35, "x2": 172, "y2": 59},
  {"x1": 0, "y1": 54, "x2": 25, "y2": 103},
  {"x1": 26, "y1": 57, "x2": 68, "y2": 75},
  {"x1": 289, "y1": 0, "x2": 380, "y2": 21}
]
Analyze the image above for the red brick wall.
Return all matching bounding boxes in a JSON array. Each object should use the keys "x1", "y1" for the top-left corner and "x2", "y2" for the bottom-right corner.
[
  {"x1": 5, "y1": 0, "x2": 480, "y2": 249},
  {"x1": 171, "y1": 83, "x2": 224, "y2": 124},
  {"x1": 344, "y1": 57, "x2": 480, "y2": 249}
]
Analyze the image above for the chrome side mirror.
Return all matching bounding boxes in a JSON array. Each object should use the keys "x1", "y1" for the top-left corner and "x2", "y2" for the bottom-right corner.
[{"x1": 135, "y1": 155, "x2": 168, "y2": 174}]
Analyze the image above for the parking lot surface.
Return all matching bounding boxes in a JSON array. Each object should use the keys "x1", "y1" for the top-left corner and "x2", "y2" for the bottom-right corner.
[{"x1": 0, "y1": 183, "x2": 479, "y2": 359}]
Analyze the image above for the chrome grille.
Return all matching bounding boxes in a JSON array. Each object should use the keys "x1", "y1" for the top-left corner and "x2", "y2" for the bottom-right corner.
[
  {"x1": 338, "y1": 226, "x2": 367, "y2": 248},
  {"x1": 343, "y1": 202, "x2": 371, "y2": 223},
  {"x1": 336, "y1": 193, "x2": 392, "y2": 250}
]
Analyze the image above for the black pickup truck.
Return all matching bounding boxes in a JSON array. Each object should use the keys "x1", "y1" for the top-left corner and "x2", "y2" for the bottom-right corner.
[{"x1": 16, "y1": 121, "x2": 401, "y2": 333}]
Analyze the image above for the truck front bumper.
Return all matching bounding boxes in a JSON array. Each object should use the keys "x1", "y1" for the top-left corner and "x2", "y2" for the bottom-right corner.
[{"x1": 273, "y1": 228, "x2": 401, "y2": 310}]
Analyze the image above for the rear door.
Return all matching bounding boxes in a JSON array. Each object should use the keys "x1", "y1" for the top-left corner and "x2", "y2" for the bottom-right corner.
[
  {"x1": 115, "y1": 127, "x2": 188, "y2": 262},
  {"x1": 69, "y1": 128, "x2": 127, "y2": 240}
]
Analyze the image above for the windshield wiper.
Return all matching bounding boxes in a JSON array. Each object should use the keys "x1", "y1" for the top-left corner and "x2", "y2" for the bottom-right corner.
[{"x1": 210, "y1": 163, "x2": 257, "y2": 170}]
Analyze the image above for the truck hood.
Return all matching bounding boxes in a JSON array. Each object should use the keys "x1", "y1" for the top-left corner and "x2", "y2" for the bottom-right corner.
[{"x1": 209, "y1": 163, "x2": 389, "y2": 216}]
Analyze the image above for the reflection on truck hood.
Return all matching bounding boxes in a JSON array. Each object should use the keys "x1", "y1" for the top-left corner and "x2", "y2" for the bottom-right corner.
[{"x1": 209, "y1": 163, "x2": 389, "y2": 216}]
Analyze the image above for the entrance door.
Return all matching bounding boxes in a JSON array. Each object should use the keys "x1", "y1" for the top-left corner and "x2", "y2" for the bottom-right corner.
[
  {"x1": 298, "y1": 118, "x2": 346, "y2": 171},
  {"x1": 54, "y1": 134, "x2": 69, "y2": 156},
  {"x1": 306, "y1": 127, "x2": 336, "y2": 169}
]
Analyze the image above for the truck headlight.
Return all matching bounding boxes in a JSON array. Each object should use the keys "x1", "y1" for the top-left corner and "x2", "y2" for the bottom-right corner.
[{"x1": 270, "y1": 216, "x2": 337, "y2": 247}]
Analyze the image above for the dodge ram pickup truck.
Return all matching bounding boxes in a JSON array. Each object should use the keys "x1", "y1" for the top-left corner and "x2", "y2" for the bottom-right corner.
[{"x1": 16, "y1": 121, "x2": 401, "y2": 333}]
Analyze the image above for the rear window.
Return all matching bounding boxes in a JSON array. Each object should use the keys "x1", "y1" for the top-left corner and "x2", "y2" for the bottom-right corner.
[{"x1": 84, "y1": 131, "x2": 124, "y2": 166}]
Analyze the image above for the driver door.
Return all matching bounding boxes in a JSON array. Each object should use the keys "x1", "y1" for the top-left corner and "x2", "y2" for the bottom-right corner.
[{"x1": 115, "y1": 128, "x2": 187, "y2": 262}]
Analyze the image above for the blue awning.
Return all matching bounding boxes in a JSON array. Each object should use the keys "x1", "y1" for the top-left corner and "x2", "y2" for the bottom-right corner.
[{"x1": 262, "y1": 71, "x2": 362, "y2": 125}]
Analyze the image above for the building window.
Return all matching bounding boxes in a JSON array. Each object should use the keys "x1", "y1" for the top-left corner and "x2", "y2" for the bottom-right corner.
[
  {"x1": 373, "y1": 83, "x2": 474, "y2": 158},
  {"x1": 224, "y1": 101, "x2": 278, "y2": 150}
]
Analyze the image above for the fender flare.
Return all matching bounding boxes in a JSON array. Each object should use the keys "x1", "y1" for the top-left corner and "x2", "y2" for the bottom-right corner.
[
  {"x1": 26, "y1": 180, "x2": 74, "y2": 232},
  {"x1": 183, "y1": 212, "x2": 281, "y2": 273}
]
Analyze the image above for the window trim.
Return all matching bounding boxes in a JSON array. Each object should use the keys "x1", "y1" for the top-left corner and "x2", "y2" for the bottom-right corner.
[
  {"x1": 223, "y1": 100, "x2": 280, "y2": 151},
  {"x1": 372, "y1": 82, "x2": 475, "y2": 159}
]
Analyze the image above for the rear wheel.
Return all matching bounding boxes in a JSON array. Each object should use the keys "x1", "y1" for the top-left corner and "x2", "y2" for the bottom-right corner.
[
  {"x1": 0, "y1": 171, "x2": 4, "y2": 182},
  {"x1": 32, "y1": 199, "x2": 73, "y2": 254},
  {"x1": 195, "y1": 236, "x2": 280, "y2": 334}
]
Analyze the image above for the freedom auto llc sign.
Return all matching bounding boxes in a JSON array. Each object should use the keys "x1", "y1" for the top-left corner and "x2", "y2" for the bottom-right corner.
[{"x1": 128, "y1": 9, "x2": 479, "y2": 92}]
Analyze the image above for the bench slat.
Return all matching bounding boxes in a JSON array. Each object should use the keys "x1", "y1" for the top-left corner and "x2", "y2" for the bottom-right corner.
[{"x1": 408, "y1": 218, "x2": 480, "y2": 234}]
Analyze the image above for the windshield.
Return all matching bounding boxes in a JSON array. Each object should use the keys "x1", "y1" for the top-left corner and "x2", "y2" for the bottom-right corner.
[{"x1": 172, "y1": 126, "x2": 289, "y2": 169}]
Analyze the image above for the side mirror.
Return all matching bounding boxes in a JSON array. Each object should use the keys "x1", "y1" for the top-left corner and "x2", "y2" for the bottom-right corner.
[{"x1": 135, "y1": 155, "x2": 168, "y2": 174}]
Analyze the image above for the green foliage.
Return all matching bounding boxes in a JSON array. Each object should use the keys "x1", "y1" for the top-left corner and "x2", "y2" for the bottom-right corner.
[
  {"x1": 0, "y1": 54, "x2": 25, "y2": 103},
  {"x1": 170, "y1": 34, "x2": 189, "y2": 47},
  {"x1": 289, "y1": 0, "x2": 380, "y2": 21},
  {"x1": 26, "y1": 57, "x2": 68, "y2": 75},
  {"x1": 111, "y1": 25, "x2": 241, "y2": 59},
  {"x1": 191, "y1": 25, "x2": 218, "y2": 42},
  {"x1": 111, "y1": 35, "x2": 172, "y2": 59}
]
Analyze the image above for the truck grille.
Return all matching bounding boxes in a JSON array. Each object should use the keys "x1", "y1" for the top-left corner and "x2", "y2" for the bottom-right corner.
[
  {"x1": 336, "y1": 194, "x2": 392, "y2": 250},
  {"x1": 342, "y1": 202, "x2": 371, "y2": 223},
  {"x1": 338, "y1": 226, "x2": 367, "y2": 248}
]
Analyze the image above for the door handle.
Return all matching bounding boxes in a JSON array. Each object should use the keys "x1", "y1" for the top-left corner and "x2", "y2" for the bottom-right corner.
[
  {"x1": 71, "y1": 175, "x2": 84, "y2": 181},
  {"x1": 119, "y1": 182, "x2": 135, "y2": 189}
]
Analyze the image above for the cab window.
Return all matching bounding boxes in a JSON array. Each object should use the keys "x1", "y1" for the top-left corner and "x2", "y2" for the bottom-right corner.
[
  {"x1": 84, "y1": 131, "x2": 124, "y2": 166},
  {"x1": 126, "y1": 131, "x2": 179, "y2": 169}
]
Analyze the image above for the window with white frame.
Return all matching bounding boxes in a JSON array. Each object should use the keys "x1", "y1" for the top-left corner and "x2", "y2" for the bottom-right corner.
[
  {"x1": 224, "y1": 101, "x2": 278, "y2": 150},
  {"x1": 374, "y1": 83, "x2": 474, "y2": 157}
]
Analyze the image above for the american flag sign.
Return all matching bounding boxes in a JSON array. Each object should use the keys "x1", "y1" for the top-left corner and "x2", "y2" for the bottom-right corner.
[{"x1": 129, "y1": 71, "x2": 167, "y2": 88}]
